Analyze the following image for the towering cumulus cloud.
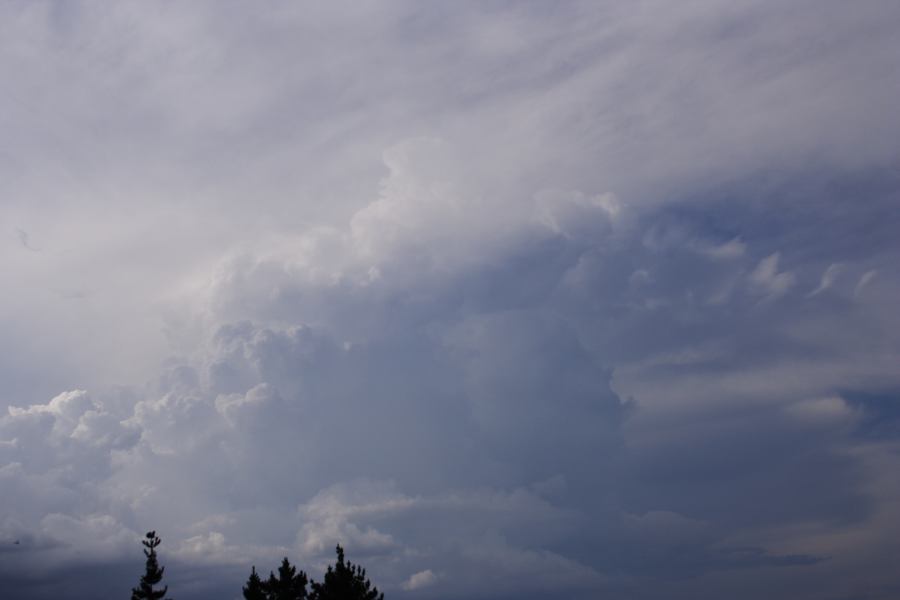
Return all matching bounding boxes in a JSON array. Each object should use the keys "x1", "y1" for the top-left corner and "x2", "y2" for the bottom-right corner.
[{"x1": 1, "y1": 2, "x2": 900, "y2": 599}]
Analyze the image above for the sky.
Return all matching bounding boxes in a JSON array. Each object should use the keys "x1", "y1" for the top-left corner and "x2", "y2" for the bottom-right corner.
[{"x1": 2, "y1": 1, "x2": 900, "y2": 598}]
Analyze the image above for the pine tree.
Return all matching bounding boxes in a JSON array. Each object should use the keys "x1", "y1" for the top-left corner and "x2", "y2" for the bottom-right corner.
[
  {"x1": 131, "y1": 531, "x2": 171, "y2": 600},
  {"x1": 266, "y1": 557, "x2": 309, "y2": 600},
  {"x1": 310, "y1": 545, "x2": 384, "y2": 600},
  {"x1": 243, "y1": 566, "x2": 268, "y2": 600}
]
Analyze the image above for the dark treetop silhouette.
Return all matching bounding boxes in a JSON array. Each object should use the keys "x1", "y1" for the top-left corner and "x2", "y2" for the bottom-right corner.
[
  {"x1": 310, "y1": 545, "x2": 384, "y2": 600},
  {"x1": 256, "y1": 557, "x2": 309, "y2": 600},
  {"x1": 132, "y1": 531, "x2": 172, "y2": 600},
  {"x1": 244, "y1": 545, "x2": 383, "y2": 600},
  {"x1": 243, "y1": 566, "x2": 269, "y2": 600}
]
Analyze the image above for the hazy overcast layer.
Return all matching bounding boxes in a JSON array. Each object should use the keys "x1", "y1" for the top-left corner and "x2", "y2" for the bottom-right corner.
[{"x1": 2, "y1": 2, "x2": 900, "y2": 599}]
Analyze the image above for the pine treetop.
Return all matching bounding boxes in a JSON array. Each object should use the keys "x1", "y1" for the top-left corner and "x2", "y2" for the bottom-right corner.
[
  {"x1": 266, "y1": 556, "x2": 309, "y2": 600},
  {"x1": 132, "y1": 531, "x2": 171, "y2": 600},
  {"x1": 243, "y1": 565, "x2": 268, "y2": 600},
  {"x1": 310, "y1": 545, "x2": 384, "y2": 600}
]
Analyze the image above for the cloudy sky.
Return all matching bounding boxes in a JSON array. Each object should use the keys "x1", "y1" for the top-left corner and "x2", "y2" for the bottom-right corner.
[{"x1": 2, "y1": 1, "x2": 900, "y2": 598}]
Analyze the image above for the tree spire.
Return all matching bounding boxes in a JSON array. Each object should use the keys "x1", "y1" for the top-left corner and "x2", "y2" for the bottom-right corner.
[
  {"x1": 310, "y1": 544, "x2": 384, "y2": 600},
  {"x1": 131, "y1": 531, "x2": 171, "y2": 600}
]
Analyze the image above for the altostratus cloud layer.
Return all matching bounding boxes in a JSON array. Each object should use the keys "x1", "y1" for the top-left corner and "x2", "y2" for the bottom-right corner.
[{"x1": 2, "y1": 2, "x2": 900, "y2": 599}]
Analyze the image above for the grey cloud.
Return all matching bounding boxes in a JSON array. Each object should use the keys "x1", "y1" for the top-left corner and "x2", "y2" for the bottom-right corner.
[
  {"x1": 14, "y1": 228, "x2": 40, "y2": 252},
  {"x1": 2, "y1": 1, "x2": 900, "y2": 599}
]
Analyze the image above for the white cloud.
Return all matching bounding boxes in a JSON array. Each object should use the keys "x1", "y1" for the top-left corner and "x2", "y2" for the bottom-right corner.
[
  {"x1": 748, "y1": 252, "x2": 796, "y2": 299},
  {"x1": 808, "y1": 263, "x2": 844, "y2": 297},
  {"x1": 175, "y1": 532, "x2": 245, "y2": 565},
  {"x1": 402, "y1": 569, "x2": 437, "y2": 591},
  {"x1": 785, "y1": 396, "x2": 855, "y2": 427},
  {"x1": 854, "y1": 269, "x2": 878, "y2": 297},
  {"x1": 700, "y1": 237, "x2": 746, "y2": 260}
]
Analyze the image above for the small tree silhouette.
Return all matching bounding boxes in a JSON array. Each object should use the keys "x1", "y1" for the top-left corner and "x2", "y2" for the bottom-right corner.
[
  {"x1": 266, "y1": 557, "x2": 309, "y2": 600},
  {"x1": 310, "y1": 545, "x2": 384, "y2": 600},
  {"x1": 243, "y1": 565, "x2": 268, "y2": 600},
  {"x1": 131, "y1": 531, "x2": 171, "y2": 600}
]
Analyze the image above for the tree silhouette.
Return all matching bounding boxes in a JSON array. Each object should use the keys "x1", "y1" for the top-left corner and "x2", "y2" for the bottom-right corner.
[
  {"x1": 310, "y1": 545, "x2": 384, "y2": 600},
  {"x1": 266, "y1": 557, "x2": 309, "y2": 600},
  {"x1": 243, "y1": 565, "x2": 268, "y2": 600},
  {"x1": 131, "y1": 531, "x2": 171, "y2": 600}
]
